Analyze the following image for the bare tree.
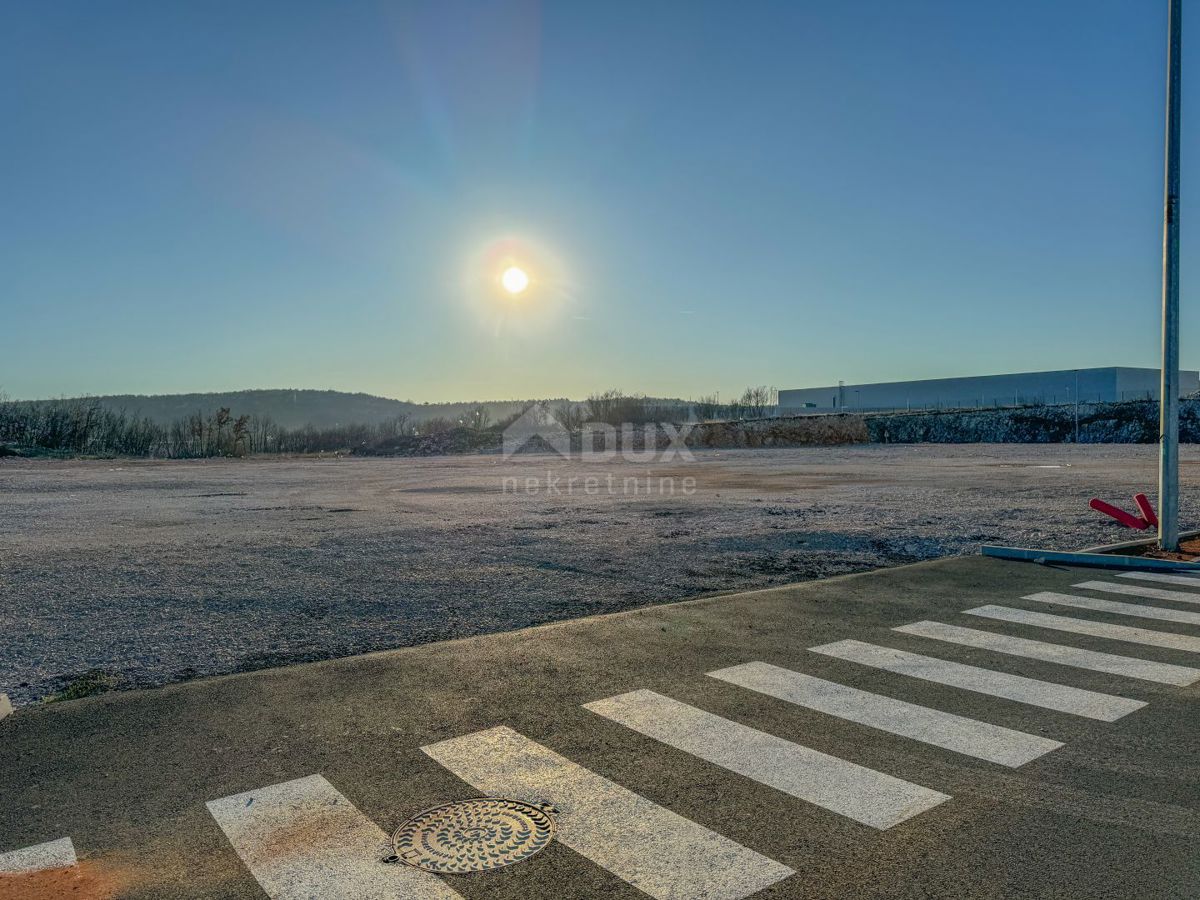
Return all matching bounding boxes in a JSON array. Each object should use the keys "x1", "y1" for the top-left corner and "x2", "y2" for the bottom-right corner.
[
  {"x1": 738, "y1": 386, "x2": 772, "y2": 418},
  {"x1": 378, "y1": 413, "x2": 411, "y2": 439},
  {"x1": 586, "y1": 389, "x2": 650, "y2": 425},
  {"x1": 213, "y1": 407, "x2": 232, "y2": 454},
  {"x1": 553, "y1": 401, "x2": 585, "y2": 432},
  {"x1": 415, "y1": 416, "x2": 455, "y2": 436},
  {"x1": 461, "y1": 405, "x2": 491, "y2": 432},
  {"x1": 693, "y1": 394, "x2": 721, "y2": 421},
  {"x1": 231, "y1": 414, "x2": 251, "y2": 456}
]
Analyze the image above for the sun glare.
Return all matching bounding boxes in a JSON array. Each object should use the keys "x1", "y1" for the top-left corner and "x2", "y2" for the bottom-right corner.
[{"x1": 501, "y1": 265, "x2": 529, "y2": 295}]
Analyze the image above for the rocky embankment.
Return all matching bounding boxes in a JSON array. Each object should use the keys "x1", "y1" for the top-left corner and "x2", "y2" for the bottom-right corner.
[
  {"x1": 864, "y1": 399, "x2": 1200, "y2": 443},
  {"x1": 354, "y1": 415, "x2": 868, "y2": 456}
]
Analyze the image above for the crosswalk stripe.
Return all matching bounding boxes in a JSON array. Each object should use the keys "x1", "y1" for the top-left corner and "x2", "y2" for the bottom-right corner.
[
  {"x1": 895, "y1": 620, "x2": 1200, "y2": 686},
  {"x1": 1073, "y1": 580, "x2": 1200, "y2": 607},
  {"x1": 584, "y1": 689, "x2": 949, "y2": 830},
  {"x1": 1027, "y1": 591, "x2": 1200, "y2": 627},
  {"x1": 422, "y1": 725, "x2": 794, "y2": 900},
  {"x1": 708, "y1": 661, "x2": 1062, "y2": 767},
  {"x1": 207, "y1": 774, "x2": 462, "y2": 900},
  {"x1": 965, "y1": 605, "x2": 1200, "y2": 654},
  {"x1": 809, "y1": 639, "x2": 1145, "y2": 722},
  {"x1": 0, "y1": 838, "x2": 77, "y2": 874},
  {"x1": 1118, "y1": 571, "x2": 1200, "y2": 588}
]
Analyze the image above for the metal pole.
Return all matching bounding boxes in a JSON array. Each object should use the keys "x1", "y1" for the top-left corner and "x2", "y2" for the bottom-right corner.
[
  {"x1": 1074, "y1": 370, "x2": 1080, "y2": 443},
  {"x1": 1160, "y1": 0, "x2": 1183, "y2": 551}
]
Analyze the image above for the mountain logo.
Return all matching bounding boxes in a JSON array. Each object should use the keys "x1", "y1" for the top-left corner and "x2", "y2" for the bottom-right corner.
[{"x1": 502, "y1": 406, "x2": 572, "y2": 458}]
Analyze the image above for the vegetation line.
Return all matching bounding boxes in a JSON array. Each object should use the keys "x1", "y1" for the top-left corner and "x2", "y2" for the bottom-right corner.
[{"x1": 0, "y1": 388, "x2": 778, "y2": 458}]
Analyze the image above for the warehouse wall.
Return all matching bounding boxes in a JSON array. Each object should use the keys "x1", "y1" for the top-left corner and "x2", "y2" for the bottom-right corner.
[{"x1": 779, "y1": 367, "x2": 1199, "y2": 414}]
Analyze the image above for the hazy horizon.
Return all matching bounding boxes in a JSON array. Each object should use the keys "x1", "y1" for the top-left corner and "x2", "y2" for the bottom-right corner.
[
  {"x1": 7, "y1": 361, "x2": 1195, "y2": 408},
  {"x1": 4, "y1": 1, "x2": 1196, "y2": 402}
]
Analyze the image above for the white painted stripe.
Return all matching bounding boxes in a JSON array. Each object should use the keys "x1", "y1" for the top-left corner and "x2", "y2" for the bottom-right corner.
[
  {"x1": 708, "y1": 661, "x2": 1062, "y2": 767},
  {"x1": 965, "y1": 605, "x2": 1200, "y2": 654},
  {"x1": 0, "y1": 837, "x2": 77, "y2": 874},
  {"x1": 1027, "y1": 591, "x2": 1200, "y2": 626},
  {"x1": 0, "y1": 693, "x2": 11, "y2": 722},
  {"x1": 809, "y1": 639, "x2": 1145, "y2": 722},
  {"x1": 584, "y1": 689, "x2": 949, "y2": 830},
  {"x1": 207, "y1": 774, "x2": 462, "y2": 900},
  {"x1": 1118, "y1": 571, "x2": 1200, "y2": 588},
  {"x1": 422, "y1": 725, "x2": 793, "y2": 900},
  {"x1": 895, "y1": 620, "x2": 1200, "y2": 686},
  {"x1": 1073, "y1": 580, "x2": 1200, "y2": 606}
]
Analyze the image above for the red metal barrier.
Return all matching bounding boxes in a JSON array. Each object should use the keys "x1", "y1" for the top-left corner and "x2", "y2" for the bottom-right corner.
[
  {"x1": 1133, "y1": 493, "x2": 1159, "y2": 529},
  {"x1": 1090, "y1": 497, "x2": 1150, "y2": 530}
]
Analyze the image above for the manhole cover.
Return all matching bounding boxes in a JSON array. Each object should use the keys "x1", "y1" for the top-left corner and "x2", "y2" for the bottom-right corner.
[{"x1": 390, "y1": 798, "x2": 557, "y2": 874}]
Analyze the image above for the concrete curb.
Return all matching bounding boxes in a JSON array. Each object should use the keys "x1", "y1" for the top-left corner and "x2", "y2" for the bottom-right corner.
[
  {"x1": 982, "y1": 544, "x2": 1200, "y2": 571},
  {"x1": 982, "y1": 528, "x2": 1200, "y2": 571},
  {"x1": 1079, "y1": 528, "x2": 1200, "y2": 554}
]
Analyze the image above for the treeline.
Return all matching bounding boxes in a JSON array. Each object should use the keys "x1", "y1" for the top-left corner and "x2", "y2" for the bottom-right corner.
[
  {"x1": 0, "y1": 398, "x2": 541, "y2": 457},
  {"x1": 554, "y1": 386, "x2": 777, "y2": 429},
  {"x1": 690, "y1": 386, "x2": 775, "y2": 422},
  {"x1": 0, "y1": 399, "x2": 165, "y2": 457},
  {"x1": 0, "y1": 388, "x2": 779, "y2": 458},
  {"x1": 0, "y1": 398, "x2": 423, "y2": 458}
]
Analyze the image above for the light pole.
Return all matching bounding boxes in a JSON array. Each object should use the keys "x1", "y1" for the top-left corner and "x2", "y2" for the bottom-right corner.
[
  {"x1": 1159, "y1": 0, "x2": 1182, "y2": 551},
  {"x1": 1073, "y1": 370, "x2": 1080, "y2": 443}
]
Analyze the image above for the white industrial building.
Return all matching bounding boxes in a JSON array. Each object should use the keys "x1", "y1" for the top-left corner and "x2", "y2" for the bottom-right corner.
[{"x1": 778, "y1": 367, "x2": 1200, "y2": 414}]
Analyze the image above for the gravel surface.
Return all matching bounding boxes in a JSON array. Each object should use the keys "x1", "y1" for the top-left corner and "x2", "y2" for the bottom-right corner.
[{"x1": 3, "y1": 444, "x2": 1199, "y2": 706}]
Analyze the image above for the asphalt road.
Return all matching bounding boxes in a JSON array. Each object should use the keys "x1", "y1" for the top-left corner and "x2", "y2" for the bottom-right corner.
[{"x1": 2, "y1": 556, "x2": 1199, "y2": 899}]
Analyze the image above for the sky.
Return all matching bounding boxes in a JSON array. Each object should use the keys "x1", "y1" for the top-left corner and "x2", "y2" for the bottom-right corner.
[{"x1": 2, "y1": 1, "x2": 1197, "y2": 402}]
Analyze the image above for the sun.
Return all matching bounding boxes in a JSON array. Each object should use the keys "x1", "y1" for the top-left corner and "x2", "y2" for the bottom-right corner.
[{"x1": 501, "y1": 265, "x2": 529, "y2": 295}]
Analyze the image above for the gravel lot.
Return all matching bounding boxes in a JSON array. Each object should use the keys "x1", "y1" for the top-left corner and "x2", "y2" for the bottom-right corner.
[{"x1": 4, "y1": 444, "x2": 1199, "y2": 706}]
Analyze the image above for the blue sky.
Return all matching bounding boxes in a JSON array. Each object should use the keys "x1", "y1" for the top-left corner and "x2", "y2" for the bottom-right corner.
[{"x1": 1, "y1": 1, "x2": 1194, "y2": 402}]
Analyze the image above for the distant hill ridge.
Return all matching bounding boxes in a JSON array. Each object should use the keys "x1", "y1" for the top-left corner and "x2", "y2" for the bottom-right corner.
[{"x1": 39, "y1": 389, "x2": 543, "y2": 430}]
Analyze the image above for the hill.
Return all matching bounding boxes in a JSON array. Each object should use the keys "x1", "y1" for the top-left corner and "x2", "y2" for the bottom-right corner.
[{"x1": 52, "y1": 390, "x2": 537, "y2": 430}]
